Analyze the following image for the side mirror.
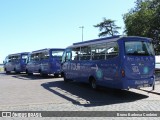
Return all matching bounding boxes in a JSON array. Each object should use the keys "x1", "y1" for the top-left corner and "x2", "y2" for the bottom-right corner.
[
  {"x1": 26, "y1": 60, "x2": 29, "y2": 64},
  {"x1": 65, "y1": 56, "x2": 67, "y2": 62}
]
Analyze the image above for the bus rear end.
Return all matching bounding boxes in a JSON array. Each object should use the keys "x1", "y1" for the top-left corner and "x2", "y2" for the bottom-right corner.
[
  {"x1": 48, "y1": 49, "x2": 64, "y2": 76},
  {"x1": 16, "y1": 53, "x2": 29, "y2": 72},
  {"x1": 121, "y1": 37, "x2": 155, "y2": 89}
]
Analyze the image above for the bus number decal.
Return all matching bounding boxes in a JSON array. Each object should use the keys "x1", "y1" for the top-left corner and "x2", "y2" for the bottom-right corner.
[{"x1": 132, "y1": 66, "x2": 139, "y2": 73}]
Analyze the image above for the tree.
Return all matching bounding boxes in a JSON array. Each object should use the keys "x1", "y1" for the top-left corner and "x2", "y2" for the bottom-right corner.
[
  {"x1": 123, "y1": 0, "x2": 160, "y2": 53},
  {"x1": 94, "y1": 18, "x2": 121, "y2": 37}
]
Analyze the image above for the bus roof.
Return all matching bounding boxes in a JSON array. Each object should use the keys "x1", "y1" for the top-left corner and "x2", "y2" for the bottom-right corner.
[
  {"x1": 8, "y1": 52, "x2": 30, "y2": 56},
  {"x1": 31, "y1": 48, "x2": 64, "y2": 54},
  {"x1": 68, "y1": 36, "x2": 152, "y2": 48}
]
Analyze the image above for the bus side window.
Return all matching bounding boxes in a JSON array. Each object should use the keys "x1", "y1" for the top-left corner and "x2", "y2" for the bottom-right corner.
[
  {"x1": 66, "y1": 52, "x2": 71, "y2": 61},
  {"x1": 106, "y1": 42, "x2": 119, "y2": 59},
  {"x1": 34, "y1": 53, "x2": 40, "y2": 61},
  {"x1": 80, "y1": 46, "x2": 91, "y2": 60},
  {"x1": 72, "y1": 47, "x2": 80, "y2": 60},
  {"x1": 62, "y1": 50, "x2": 71, "y2": 62},
  {"x1": 8, "y1": 56, "x2": 12, "y2": 62},
  {"x1": 91, "y1": 44, "x2": 106, "y2": 60},
  {"x1": 31, "y1": 54, "x2": 36, "y2": 62},
  {"x1": 4, "y1": 56, "x2": 9, "y2": 64}
]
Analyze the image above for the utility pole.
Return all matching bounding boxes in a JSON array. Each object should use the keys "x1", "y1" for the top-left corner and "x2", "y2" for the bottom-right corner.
[{"x1": 79, "y1": 26, "x2": 84, "y2": 42}]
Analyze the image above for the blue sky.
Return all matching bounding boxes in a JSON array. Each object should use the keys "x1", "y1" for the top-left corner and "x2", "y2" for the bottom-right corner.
[{"x1": 0, "y1": 0, "x2": 136, "y2": 63}]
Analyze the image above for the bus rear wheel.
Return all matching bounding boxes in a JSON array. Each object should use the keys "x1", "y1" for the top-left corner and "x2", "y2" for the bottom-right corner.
[{"x1": 54, "y1": 73, "x2": 59, "y2": 78}]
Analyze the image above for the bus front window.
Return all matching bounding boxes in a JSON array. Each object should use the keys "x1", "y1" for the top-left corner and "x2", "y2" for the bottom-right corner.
[
  {"x1": 22, "y1": 55, "x2": 28, "y2": 63},
  {"x1": 125, "y1": 41, "x2": 154, "y2": 56}
]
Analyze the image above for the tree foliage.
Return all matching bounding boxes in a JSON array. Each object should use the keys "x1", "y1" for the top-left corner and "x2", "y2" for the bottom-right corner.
[
  {"x1": 123, "y1": 0, "x2": 160, "y2": 53},
  {"x1": 94, "y1": 18, "x2": 121, "y2": 37}
]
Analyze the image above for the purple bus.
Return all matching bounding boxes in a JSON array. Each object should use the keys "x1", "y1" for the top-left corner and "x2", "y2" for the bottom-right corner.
[
  {"x1": 26, "y1": 48, "x2": 64, "y2": 77},
  {"x1": 3, "y1": 52, "x2": 29, "y2": 73}
]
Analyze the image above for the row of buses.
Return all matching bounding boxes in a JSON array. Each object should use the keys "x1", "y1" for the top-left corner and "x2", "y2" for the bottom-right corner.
[
  {"x1": 3, "y1": 49, "x2": 64, "y2": 77},
  {"x1": 3, "y1": 36, "x2": 156, "y2": 90}
]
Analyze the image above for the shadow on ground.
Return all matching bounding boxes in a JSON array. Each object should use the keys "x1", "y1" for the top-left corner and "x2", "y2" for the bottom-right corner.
[
  {"x1": 0, "y1": 72, "x2": 59, "y2": 80},
  {"x1": 41, "y1": 80, "x2": 149, "y2": 107}
]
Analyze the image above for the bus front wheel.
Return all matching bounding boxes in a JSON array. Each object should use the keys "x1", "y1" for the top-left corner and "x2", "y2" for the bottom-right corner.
[
  {"x1": 5, "y1": 68, "x2": 10, "y2": 74},
  {"x1": 63, "y1": 73, "x2": 69, "y2": 82},
  {"x1": 90, "y1": 78, "x2": 97, "y2": 90},
  {"x1": 26, "y1": 70, "x2": 33, "y2": 76}
]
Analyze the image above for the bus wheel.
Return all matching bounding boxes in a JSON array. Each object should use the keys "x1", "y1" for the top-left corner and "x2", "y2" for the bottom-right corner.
[
  {"x1": 15, "y1": 69, "x2": 20, "y2": 74},
  {"x1": 90, "y1": 78, "x2": 97, "y2": 89},
  {"x1": 63, "y1": 74, "x2": 69, "y2": 82},
  {"x1": 26, "y1": 70, "x2": 33, "y2": 76},
  {"x1": 15, "y1": 71, "x2": 20, "y2": 74},
  {"x1": 6, "y1": 71, "x2": 10, "y2": 74},
  {"x1": 54, "y1": 74, "x2": 59, "y2": 78},
  {"x1": 5, "y1": 68, "x2": 10, "y2": 74},
  {"x1": 41, "y1": 73, "x2": 48, "y2": 77},
  {"x1": 28, "y1": 73, "x2": 33, "y2": 75}
]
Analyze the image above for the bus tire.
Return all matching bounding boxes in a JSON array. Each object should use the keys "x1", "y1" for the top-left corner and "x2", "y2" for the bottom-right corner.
[
  {"x1": 5, "y1": 68, "x2": 10, "y2": 74},
  {"x1": 26, "y1": 70, "x2": 33, "y2": 76},
  {"x1": 15, "y1": 69, "x2": 20, "y2": 74},
  {"x1": 39, "y1": 70, "x2": 47, "y2": 77},
  {"x1": 90, "y1": 78, "x2": 97, "y2": 90},
  {"x1": 54, "y1": 73, "x2": 59, "y2": 78},
  {"x1": 28, "y1": 73, "x2": 33, "y2": 75},
  {"x1": 41, "y1": 73, "x2": 48, "y2": 77},
  {"x1": 6, "y1": 71, "x2": 10, "y2": 74},
  {"x1": 63, "y1": 73, "x2": 69, "y2": 82},
  {"x1": 15, "y1": 71, "x2": 20, "y2": 74}
]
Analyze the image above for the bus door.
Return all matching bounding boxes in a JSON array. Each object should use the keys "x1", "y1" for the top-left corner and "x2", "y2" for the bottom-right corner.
[
  {"x1": 40, "y1": 51, "x2": 50, "y2": 73},
  {"x1": 10, "y1": 55, "x2": 19, "y2": 71},
  {"x1": 14, "y1": 55, "x2": 21, "y2": 72},
  {"x1": 20, "y1": 54, "x2": 28, "y2": 71},
  {"x1": 51, "y1": 50, "x2": 63, "y2": 73},
  {"x1": 62, "y1": 49, "x2": 72, "y2": 79},
  {"x1": 34, "y1": 53, "x2": 41, "y2": 73},
  {"x1": 63, "y1": 47, "x2": 84, "y2": 80},
  {"x1": 26, "y1": 54, "x2": 35, "y2": 73},
  {"x1": 124, "y1": 40, "x2": 155, "y2": 87}
]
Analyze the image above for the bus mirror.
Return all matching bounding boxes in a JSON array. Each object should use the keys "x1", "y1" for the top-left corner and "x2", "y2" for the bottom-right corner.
[
  {"x1": 64, "y1": 56, "x2": 68, "y2": 62},
  {"x1": 26, "y1": 60, "x2": 29, "y2": 64}
]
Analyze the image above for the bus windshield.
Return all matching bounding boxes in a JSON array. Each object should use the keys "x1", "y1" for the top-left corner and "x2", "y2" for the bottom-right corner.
[
  {"x1": 52, "y1": 51, "x2": 64, "y2": 57},
  {"x1": 125, "y1": 41, "x2": 154, "y2": 56}
]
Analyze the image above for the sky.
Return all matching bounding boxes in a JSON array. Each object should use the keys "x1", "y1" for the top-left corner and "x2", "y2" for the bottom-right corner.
[{"x1": 0, "y1": 0, "x2": 136, "y2": 63}]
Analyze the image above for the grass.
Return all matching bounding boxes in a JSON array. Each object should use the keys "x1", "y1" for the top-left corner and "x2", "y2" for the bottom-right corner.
[{"x1": 0, "y1": 67, "x2": 4, "y2": 72}]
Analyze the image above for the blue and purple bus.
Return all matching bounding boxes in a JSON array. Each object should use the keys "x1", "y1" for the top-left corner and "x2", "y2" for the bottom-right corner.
[
  {"x1": 26, "y1": 48, "x2": 64, "y2": 77},
  {"x1": 3, "y1": 52, "x2": 29, "y2": 73},
  {"x1": 61, "y1": 36, "x2": 155, "y2": 90}
]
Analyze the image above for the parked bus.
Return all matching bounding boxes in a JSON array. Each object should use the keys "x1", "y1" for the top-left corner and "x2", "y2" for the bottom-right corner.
[
  {"x1": 61, "y1": 36, "x2": 155, "y2": 90},
  {"x1": 3, "y1": 52, "x2": 29, "y2": 73},
  {"x1": 26, "y1": 48, "x2": 64, "y2": 77}
]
